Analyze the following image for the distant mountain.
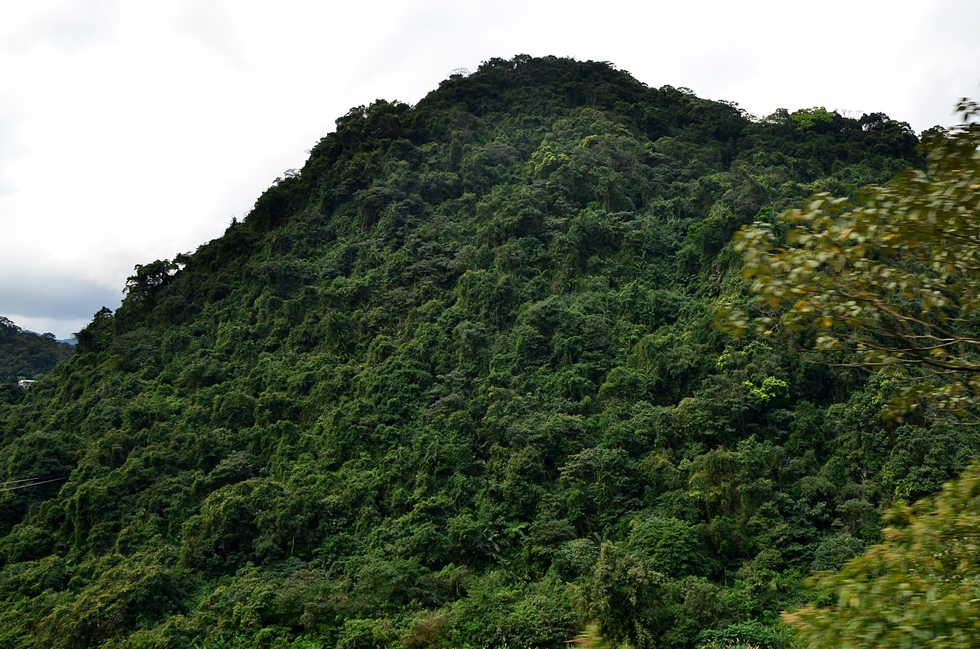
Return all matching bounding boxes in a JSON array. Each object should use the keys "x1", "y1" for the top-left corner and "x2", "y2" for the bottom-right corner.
[
  {"x1": 0, "y1": 56, "x2": 942, "y2": 648},
  {"x1": 0, "y1": 315, "x2": 73, "y2": 382}
]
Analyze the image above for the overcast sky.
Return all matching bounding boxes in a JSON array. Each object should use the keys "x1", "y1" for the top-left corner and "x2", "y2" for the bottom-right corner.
[{"x1": 2, "y1": 0, "x2": 978, "y2": 338}]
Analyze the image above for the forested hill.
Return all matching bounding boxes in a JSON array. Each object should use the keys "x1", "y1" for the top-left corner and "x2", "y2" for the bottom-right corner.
[
  {"x1": 0, "y1": 315, "x2": 72, "y2": 390},
  {"x1": 0, "y1": 56, "x2": 957, "y2": 649}
]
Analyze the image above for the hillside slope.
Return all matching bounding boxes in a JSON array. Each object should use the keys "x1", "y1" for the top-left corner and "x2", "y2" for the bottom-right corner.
[
  {"x1": 0, "y1": 316, "x2": 73, "y2": 399},
  {"x1": 0, "y1": 56, "x2": 962, "y2": 649}
]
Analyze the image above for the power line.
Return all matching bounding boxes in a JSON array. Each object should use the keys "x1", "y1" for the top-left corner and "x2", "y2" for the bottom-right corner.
[
  {"x1": 0, "y1": 477, "x2": 45, "y2": 486},
  {"x1": 0, "y1": 477, "x2": 67, "y2": 493}
]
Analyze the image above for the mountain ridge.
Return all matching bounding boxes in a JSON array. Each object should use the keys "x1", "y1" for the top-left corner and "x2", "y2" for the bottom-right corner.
[{"x1": 0, "y1": 56, "x2": 951, "y2": 649}]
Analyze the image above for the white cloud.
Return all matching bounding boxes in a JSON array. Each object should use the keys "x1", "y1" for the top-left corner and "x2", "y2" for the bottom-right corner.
[
  {"x1": 3, "y1": 0, "x2": 120, "y2": 55},
  {"x1": 1, "y1": 0, "x2": 977, "y2": 339},
  {"x1": 4, "y1": 314, "x2": 90, "y2": 340}
]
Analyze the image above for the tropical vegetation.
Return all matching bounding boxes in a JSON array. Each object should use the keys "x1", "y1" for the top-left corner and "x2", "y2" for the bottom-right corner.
[{"x1": 0, "y1": 56, "x2": 963, "y2": 648}]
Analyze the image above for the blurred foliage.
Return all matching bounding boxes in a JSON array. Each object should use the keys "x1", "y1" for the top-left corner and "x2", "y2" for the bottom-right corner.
[
  {"x1": 721, "y1": 100, "x2": 980, "y2": 417},
  {"x1": 785, "y1": 461, "x2": 980, "y2": 649},
  {"x1": 725, "y1": 100, "x2": 980, "y2": 648},
  {"x1": 0, "y1": 56, "x2": 956, "y2": 648}
]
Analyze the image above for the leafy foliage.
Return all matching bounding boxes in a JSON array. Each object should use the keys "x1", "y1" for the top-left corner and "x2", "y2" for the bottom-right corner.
[
  {"x1": 785, "y1": 461, "x2": 980, "y2": 649},
  {"x1": 722, "y1": 100, "x2": 980, "y2": 416}
]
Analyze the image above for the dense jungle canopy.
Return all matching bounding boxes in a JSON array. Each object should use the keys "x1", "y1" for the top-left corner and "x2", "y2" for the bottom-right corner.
[{"x1": 0, "y1": 55, "x2": 964, "y2": 649}]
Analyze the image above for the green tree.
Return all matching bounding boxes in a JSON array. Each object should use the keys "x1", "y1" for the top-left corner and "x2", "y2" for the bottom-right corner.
[{"x1": 722, "y1": 100, "x2": 980, "y2": 416}]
